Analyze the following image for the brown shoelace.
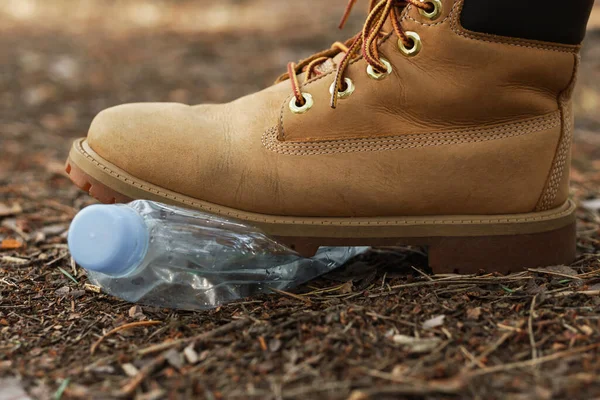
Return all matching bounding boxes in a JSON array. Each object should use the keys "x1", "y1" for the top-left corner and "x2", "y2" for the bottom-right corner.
[{"x1": 278, "y1": 0, "x2": 433, "y2": 109}]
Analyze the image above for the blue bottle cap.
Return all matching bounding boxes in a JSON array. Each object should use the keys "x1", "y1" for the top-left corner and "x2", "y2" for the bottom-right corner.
[{"x1": 68, "y1": 204, "x2": 149, "y2": 276}]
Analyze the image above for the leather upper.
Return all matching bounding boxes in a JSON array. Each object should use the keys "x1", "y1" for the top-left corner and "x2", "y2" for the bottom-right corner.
[{"x1": 87, "y1": 0, "x2": 579, "y2": 218}]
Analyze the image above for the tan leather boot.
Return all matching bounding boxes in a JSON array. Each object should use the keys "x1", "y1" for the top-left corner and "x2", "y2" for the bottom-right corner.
[{"x1": 66, "y1": 0, "x2": 585, "y2": 273}]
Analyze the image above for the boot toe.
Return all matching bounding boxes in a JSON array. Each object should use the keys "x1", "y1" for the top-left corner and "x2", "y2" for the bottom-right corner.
[
  {"x1": 88, "y1": 103, "x2": 179, "y2": 168},
  {"x1": 86, "y1": 102, "x2": 210, "y2": 192}
]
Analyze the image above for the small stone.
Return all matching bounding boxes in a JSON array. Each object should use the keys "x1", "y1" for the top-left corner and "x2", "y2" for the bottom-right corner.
[
  {"x1": 121, "y1": 363, "x2": 139, "y2": 377},
  {"x1": 183, "y1": 345, "x2": 199, "y2": 364},
  {"x1": 580, "y1": 325, "x2": 594, "y2": 335}
]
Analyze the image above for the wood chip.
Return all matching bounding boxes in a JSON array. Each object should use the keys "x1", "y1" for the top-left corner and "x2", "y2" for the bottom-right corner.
[
  {"x1": 90, "y1": 321, "x2": 162, "y2": 355},
  {"x1": 393, "y1": 335, "x2": 441, "y2": 354},
  {"x1": 1, "y1": 239, "x2": 24, "y2": 250},
  {"x1": 0, "y1": 203, "x2": 22, "y2": 217},
  {"x1": 84, "y1": 283, "x2": 102, "y2": 293}
]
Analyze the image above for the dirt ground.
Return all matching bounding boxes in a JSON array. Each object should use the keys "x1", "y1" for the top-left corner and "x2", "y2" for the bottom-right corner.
[{"x1": 2, "y1": 1, "x2": 600, "y2": 399}]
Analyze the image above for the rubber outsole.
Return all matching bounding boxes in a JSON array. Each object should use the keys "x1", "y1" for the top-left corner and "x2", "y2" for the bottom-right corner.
[{"x1": 66, "y1": 138, "x2": 577, "y2": 274}]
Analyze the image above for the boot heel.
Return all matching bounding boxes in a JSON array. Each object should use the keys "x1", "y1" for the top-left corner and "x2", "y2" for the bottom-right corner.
[{"x1": 427, "y1": 222, "x2": 576, "y2": 275}]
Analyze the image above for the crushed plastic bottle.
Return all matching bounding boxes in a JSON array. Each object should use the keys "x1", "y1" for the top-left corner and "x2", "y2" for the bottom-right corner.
[{"x1": 67, "y1": 200, "x2": 367, "y2": 310}]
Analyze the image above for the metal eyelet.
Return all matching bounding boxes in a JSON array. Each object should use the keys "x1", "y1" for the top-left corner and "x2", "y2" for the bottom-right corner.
[
  {"x1": 289, "y1": 93, "x2": 314, "y2": 114},
  {"x1": 419, "y1": 0, "x2": 442, "y2": 20},
  {"x1": 329, "y1": 78, "x2": 355, "y2": 100},
  {"x1": 398, "y1": 31, "x2": 422, "y2": 57},
  {"x1": 366, "y1": 58, "x2": 392, "y2": 80}
]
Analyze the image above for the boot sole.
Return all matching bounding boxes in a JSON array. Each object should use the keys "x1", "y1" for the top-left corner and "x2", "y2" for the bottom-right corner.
[{"x1": 66, "y1": 138, "x2": 577, "y2": 274}]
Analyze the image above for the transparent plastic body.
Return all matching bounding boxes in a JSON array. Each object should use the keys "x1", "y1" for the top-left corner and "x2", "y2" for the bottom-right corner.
[{"x1": 85, "y1": 200, "x2": 367, "y2": 310}]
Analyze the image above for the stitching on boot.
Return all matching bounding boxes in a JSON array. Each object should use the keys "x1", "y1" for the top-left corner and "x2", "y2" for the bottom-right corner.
[
  {"x1": 265, "y1": 112, "x2": 560, "y2": 155},
  {"x1": 536, "y1": 55, "x2": 579, "y2": 211},
  {"x1": 401, "y1": 1, "x2": 455, "y2": 27},
  {"x1": 450, "y1": 0, "x2": 580, "y2": 54},
  {"x1": 76, "y1": 140, "x2": 574, "y2": 226}
]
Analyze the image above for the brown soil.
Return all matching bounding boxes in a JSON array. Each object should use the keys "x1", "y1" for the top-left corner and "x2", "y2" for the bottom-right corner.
[{"x1": 1, "y1": 2, "x2": 600, "y2": 399}]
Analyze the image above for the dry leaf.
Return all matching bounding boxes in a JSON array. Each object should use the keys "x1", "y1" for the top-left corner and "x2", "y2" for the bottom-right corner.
[
  {"x1": 1, "y1": 239, "x2": 24, "y2": 250},
  {"x1": 466, "y1": 307, "x2": 482, "y2": 320},
  {"x1": 55, "y1": 286, "x2": 70, "y2": 296},
  {"x1": 339, "y1": 281, "x2": 354, "y2": 294}
]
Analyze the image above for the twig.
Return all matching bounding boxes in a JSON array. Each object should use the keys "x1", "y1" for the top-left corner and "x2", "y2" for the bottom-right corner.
[
  {"x1": 90, "y1": 321, "x2": 162, "y2": 355},
  {"x1": 465, "y1": 331, "x2": 513, "y2": 371},
  {"x1": 137, "y1": 318, "x2": 252, "y2": 356},
  {"x1": 411, "y1": 266, "x2": 433, "y2": 281},
  {"x1": 46, "y1": 252, "x2": 69, "y2": 266},
  {"x1": 117, "y1": 353, "x2": 167, "y2": 397},
  {"x1": 576, "y1": 268, "x2": 600, "y2": 278},
  {"x1": 527, "y1": 268, "x2": 583, "y2": 280},
  {"x1": 470, "y1": 342, "x2": 600, "y2": 376},
  {"x1": 460, "y1": 346, "x2": 485, "y2": 369},
  {"x1": 528, "y1": 294, "x2": 538, "y2": 361},
  {"x1": 364, "y1": 311, "x2": 417, "y2": 327},
  {"x1": 119, "y1": 319, "x2": 253, "y2": 395},
  {"x1": 0, "y1": 256, "x2": 29, "y2": 265},
  {"x1": 549, "y1": 290, "x2": 600, "y2": 298},
  {"x1": 269, "y1": 288, "x2": 312, "y2": 304},
  {"x1": 367, "y1": 276, "x2": 532, "y2": 297},
  {"x1": 465, "y1": 320, "x2": 525, "y2": 372}
]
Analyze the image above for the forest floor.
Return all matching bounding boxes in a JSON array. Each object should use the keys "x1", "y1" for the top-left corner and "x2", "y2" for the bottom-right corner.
[{"x1": 1, "y1": 1, "x2": 600, "y2": 399}]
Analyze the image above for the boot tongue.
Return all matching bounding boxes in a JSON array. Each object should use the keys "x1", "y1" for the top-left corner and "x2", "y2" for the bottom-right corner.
[{"x1": 314, "y1": 54, "x2": 345, "y2": 75}]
